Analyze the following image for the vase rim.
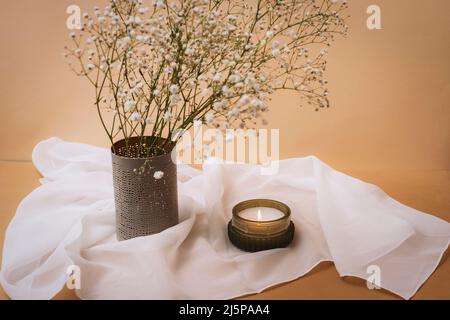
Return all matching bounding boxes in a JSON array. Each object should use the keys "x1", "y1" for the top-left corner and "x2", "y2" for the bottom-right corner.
[{"x1": 111, "y1": 136, "x2": 175, "y2": 160}]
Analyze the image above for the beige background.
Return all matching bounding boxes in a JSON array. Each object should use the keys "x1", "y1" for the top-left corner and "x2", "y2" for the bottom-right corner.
[
  {"x1": 0, "y1": 0, "x2": 449, "y2": 170},
  {"x1": 0, "y1": 0, "x2": 449, "y2": 299}
]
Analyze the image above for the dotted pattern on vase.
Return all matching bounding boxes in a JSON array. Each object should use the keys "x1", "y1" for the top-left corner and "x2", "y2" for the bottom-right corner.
[{"x1": 111, "y1": 139, "x2": 178, "y2": 241}]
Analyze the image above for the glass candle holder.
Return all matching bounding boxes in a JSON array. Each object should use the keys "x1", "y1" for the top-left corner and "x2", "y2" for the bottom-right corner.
[{"x1": 228, "y1": 199, "x2": 295, "y2": 252}]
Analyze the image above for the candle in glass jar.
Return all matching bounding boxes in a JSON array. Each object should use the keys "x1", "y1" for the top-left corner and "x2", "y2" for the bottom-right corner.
[
  {"x1": 229, "y1": 199, "x2": 294, "y2": 252},
  {"x1": 238, "y1": 207, "x2": 284, "y2": 222}
]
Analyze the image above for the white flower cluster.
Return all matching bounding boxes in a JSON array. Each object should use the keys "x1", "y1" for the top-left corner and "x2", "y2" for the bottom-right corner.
[
  {"x1": 65, "y1": 0, "x2": 348, "y2": 155},
  {"x1": 153, "y1": 170, "x2": 164, "y2": 179}
]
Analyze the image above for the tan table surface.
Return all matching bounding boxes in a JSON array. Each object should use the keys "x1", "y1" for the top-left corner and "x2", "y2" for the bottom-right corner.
[{"x1": 0, "y1": 160, "x2": 448, "y2": 300}]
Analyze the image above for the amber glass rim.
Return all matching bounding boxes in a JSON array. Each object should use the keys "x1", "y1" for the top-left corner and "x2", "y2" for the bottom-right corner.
[
  {"x1": 232, "y1": 199, "x2": 291, "y2": 224},
  {"x1": 231, "y1": 199, "x2": 291, "y2": 235}
]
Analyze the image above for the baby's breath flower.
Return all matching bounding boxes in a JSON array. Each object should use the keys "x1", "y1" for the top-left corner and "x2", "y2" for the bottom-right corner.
[
  {"x1": 124, "y1": 100, "x2": 136, "y2": 112},
  {"x1": 136, "y1": 35, "x2": 147, "y2": 43},
  {"x1": 213, "y1": 100, "x2": 225, "y2": 111},
  {"x1": 138, "y1": 7, "x2": 149, "y2": 14},
  {"x1": 204, "y1": 112, "x2": 214, "y2": 123},
  {"x1": 163, "y1": 111, "x2": 172, "y2": 122},
  {"x1": 65, "y1": 0, "x2": 347, "y2": 154},
  {"x1": 251, "y1": 99, "x2": 263, "y2": 109},
  {"x1": 130, "y1": 112, "x2": 141, "y2": 122},
  {"x1": 169, "y1": 84, "x2": 179, "y2": 95},
  {"x1": 153, "y1": 171, "x2": 164, "y2": 179},
  {"x1": 320, "y1": 48, "x2": 328, "y2": 56},
  {"x1": 221, "y1": 86, "x2": 230, "y2": 96},
  {"x1": 153, "y1": 0, "x2": 164, "y2": 8},
  {"x1": 228, "y1": 107, "x2": 240, "y2": 118},
  {"x1": 229, "y1": 74, "x2": 241, "y2": 83},
  {"x1": 212, "y1": 73, "x2": 221, "y2": 82},
  {"x1": 238, "y1": 95, "x2": 250, "y2": 106}
]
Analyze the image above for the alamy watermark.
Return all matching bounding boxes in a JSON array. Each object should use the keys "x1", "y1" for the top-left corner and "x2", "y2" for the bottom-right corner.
[
  {"x1": 367, "y1": 5, "x2": 382, "y2": 30},
  {"x1": 66, "y1": 265, "x2": 81, "y2": 290},
  {"x1": 366, "y1": 265, "x2": 381, "y2": 290},
  {"x1": 66, "y1": 5, "x2": 82, "y2": 30},
  {"x1": 172, "y1": 127, "x2": 280, "y2": 175}
]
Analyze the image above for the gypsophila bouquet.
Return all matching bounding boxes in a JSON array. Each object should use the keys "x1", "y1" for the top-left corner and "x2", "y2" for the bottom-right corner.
[{"x1": 64, "y1": 0, "x2": 348, "y2": 157}]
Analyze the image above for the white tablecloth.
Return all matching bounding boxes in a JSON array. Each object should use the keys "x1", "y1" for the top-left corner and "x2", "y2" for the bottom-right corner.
[{"x1": 1, "y1": 138, "x2": 449, "y2": 299}]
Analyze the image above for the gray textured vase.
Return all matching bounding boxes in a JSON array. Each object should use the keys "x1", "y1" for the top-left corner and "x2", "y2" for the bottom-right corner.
[{"x1": 111, "y1": 136, "x2": 178, "y2": 241}]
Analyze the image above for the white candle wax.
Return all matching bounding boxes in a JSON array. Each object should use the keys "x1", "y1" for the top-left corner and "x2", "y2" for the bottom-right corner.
[{"x1": 238, "y1": 207, "x2": 284, "y2": 222}]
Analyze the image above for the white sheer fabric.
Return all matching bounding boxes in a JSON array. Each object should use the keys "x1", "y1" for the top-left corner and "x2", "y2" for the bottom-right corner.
[{"x1": 1, "y1": 138, "x2": 449, "y2": 299}]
